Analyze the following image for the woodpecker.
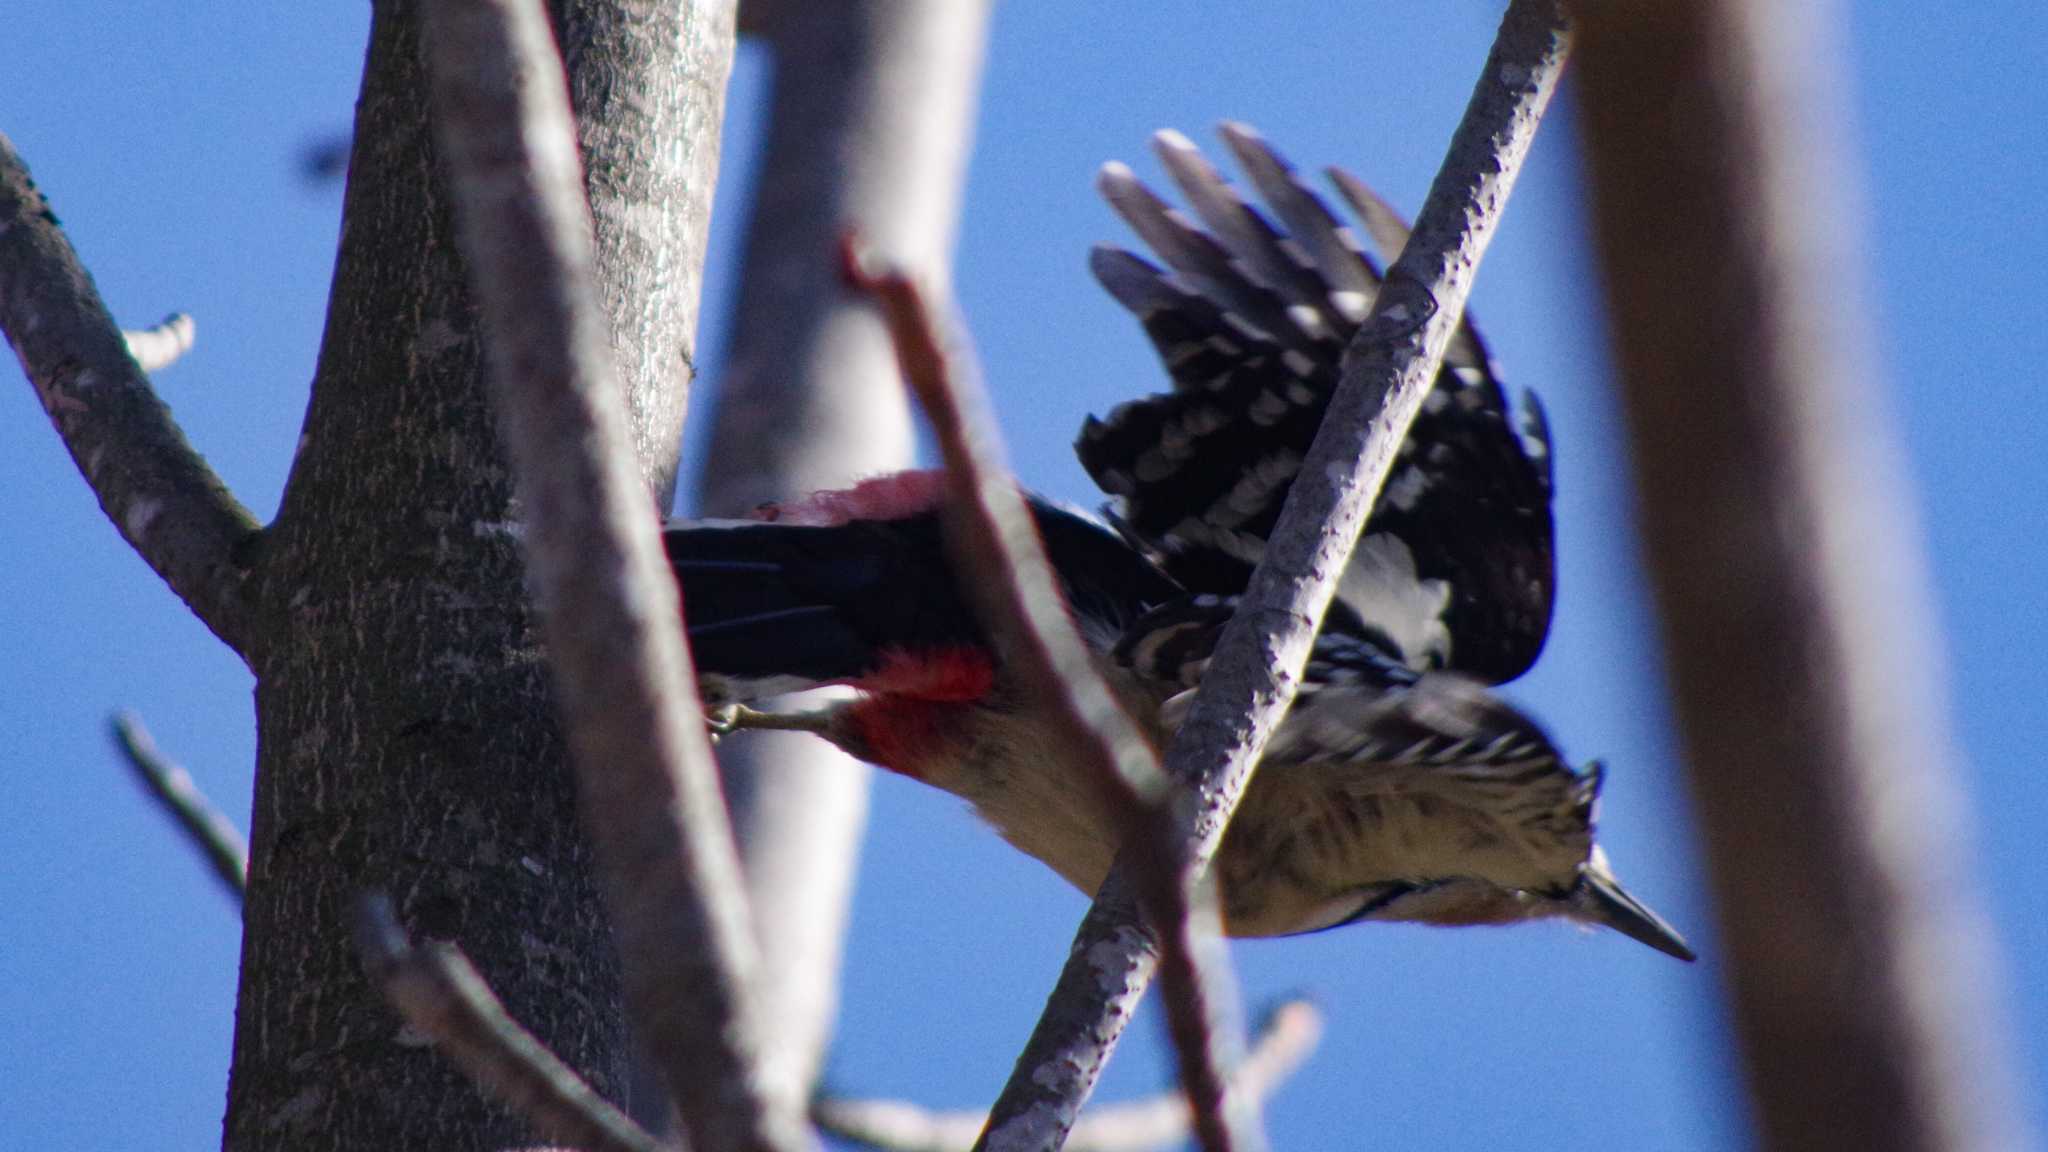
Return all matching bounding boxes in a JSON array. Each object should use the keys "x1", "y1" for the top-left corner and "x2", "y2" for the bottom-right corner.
[{"x1": 670, "y1": 129, "x2": 1693, "y2": 960}]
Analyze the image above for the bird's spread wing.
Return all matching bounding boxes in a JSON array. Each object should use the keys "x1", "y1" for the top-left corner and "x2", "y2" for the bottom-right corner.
[{"x1": 1076, "y1": 125, "x2": 1554, "y2": 683}]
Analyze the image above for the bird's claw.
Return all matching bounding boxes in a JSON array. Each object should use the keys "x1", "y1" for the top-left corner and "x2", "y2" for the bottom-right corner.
[
  {"x1": 704, "y1": 702, "x2": 832, "y2": 742},
  {"x1": 705, "y1": 703, "x2": 743, "y2": 742}
]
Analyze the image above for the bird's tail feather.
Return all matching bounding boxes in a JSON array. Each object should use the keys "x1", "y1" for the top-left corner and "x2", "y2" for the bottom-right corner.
[{"x1": 663, "y1": 514, "x2": 968, "y2": 702}]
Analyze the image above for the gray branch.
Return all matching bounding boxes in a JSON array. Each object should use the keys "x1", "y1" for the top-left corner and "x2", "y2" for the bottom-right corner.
[
  {"x1": 353, "y1": 895, "x2": 666, "y2": 1152},
  {"x1": 0, "y1": 136, "x2": 261, "y2": 659},
  {"x1": 844, "y1": 247, "x2": 1258, "y2": 1152},
  {"x1": 973, "y1": 3, "x2": 1574, "y2": 1149},
  {"x1": 417, "y1": 2, "x2": 806, "y2": 1150},
  {"x1": 817, "y1": 1000, "x2": 1323, "y2": 1152},
  {"x1": 698, "y1": 0, "x2": 988, "y2": 1112},
  {"x1": 110, "y1": 710, "x2": 248, "y2": 904},
  {"x1": 1569, "y1": 3, "x2": 2023, "y2": 1150}
]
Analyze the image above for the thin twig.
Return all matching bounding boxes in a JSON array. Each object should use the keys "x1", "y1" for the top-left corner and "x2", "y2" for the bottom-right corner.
[
  {"x1": 843, "y1": 242, "x2": 1258, "y2": 1152},
  {"x1": 972, "y1": 3, "x2": 1575, "y2": 1149},
  {"x1": 696, "y1": 0, "x2": 988, "y2": 1117},
  {"x1": 352, "y1": 894, "x2": 666, "y2": 1152},
  {"x1": 0, "y1": 135, "x2": 262, "y2": 659},
  {"x1": 416, "y1": 2, "x2": 802, "y2": 1151},
  {"x1": 837, "y1": 240, "x2": 1166, "y2": 813},
  {"x1": 110, "y1": 710, "x2": 248, "y2": 904},
  {"x1": 1570, "y1": 2, "x2": 2022, "y2": 1150},
  {"x1": 122, "y1": 312, "x2": 197, "y2": 373},
  {"x1": 816, "y1": 1001, "x2": 1323, "y2": 1152}
]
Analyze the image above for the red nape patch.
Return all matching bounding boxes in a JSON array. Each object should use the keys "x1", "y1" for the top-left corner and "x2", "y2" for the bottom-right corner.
[
  {"x1": 852, "y1": 646, "x2": 996, "y2": 701},
  {"x1": 753, "y1": 469, "x2": 947, "y2": 526},
  {"x1": 844, "y1": 696, "x2": 966, "y2": 782},
  {"x1": 840, "y1": 647, "x2": 996, "y2": 781}
]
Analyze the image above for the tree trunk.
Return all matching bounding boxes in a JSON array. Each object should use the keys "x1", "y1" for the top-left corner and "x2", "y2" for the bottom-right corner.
[{"x1": 222, "y1": 2, "x2": 734, "y2": 1148}]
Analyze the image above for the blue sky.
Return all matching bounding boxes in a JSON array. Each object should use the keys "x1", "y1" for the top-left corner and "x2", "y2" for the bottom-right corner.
[{"x1": 4, "y1": 4, "x2": 2043, "y2": 1150}]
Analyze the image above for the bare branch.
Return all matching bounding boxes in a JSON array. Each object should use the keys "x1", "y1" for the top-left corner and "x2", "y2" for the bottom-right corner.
[
  {"x1": 817, "y1": 1001, "x2": 1323, "y2": 1152},
  {"x1": 110, "y1": 710, "x2": 248, "y2": 904},
  {"x1": 416, "y1": 2, "x2": 804, "y2": 1151},
  {"x1": 973, "y1": 3, "x2": 1574, "y2": 1148},
  {"x1": 0, "y1": 136, "x2": 262, "y2": 659},
  {"x1": 843, "y1": 244, "x2": 1258, "y2": 1152},
  {"x1": 838, "y1": 242, "x2": 1166, "y2": 812},
  {"x1": 122, "y1": 312, "x2": 196, "y2": 373},
  {"x1": 697, "y1": 0, "x2": 988, "y2": 1113},
  {"x1": 1570, "y1": 3, "x2": 2023, "y2": 1150},
  {"x1": 353, "y1": 894, "x2": 666, "y2": 1152}
]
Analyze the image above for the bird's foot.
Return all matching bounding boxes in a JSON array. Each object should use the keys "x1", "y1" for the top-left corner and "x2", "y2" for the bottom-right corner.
[{"x1": 705, "y1": 702, "x2": 835, "y2": 742}]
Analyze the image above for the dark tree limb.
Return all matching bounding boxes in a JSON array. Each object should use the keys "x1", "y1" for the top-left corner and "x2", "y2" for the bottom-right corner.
[
  {"x1": 1570, "y1": 3, "x2": 2022, "y2": 1150},
  {"x1": 122, "y1": 312, "x2": 197, "y2": 373},
  {"x1": 0, "y1": 136, "x2": 261, "y2": 659},
  {"x1": 110, "y1": 710, "x2": 249, "y2": 904},
  {"x1": 354, "y1": 895, "x2": 667, "y2": 1152},
  {"x1": 697, "y1": 0, "x2": 988, "y2": 1115},
  {"x1": 972, "y1": 3, "x2": 1574, "y2": 1149},
  {"x1": 418, "y1": 1, "x2": 804, "y2": 1150},
  {"x1": 816, "y1": 1001, "x2": 1323, "y2": 1152},
  {"x1": 844, "y1": 244, "x2": 1257, "y2": 1152}
]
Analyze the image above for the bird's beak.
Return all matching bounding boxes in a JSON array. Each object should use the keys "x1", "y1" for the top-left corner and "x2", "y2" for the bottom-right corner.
[{"x1": 1577, "y1": 864, "x2": 1696, "y2": 962}]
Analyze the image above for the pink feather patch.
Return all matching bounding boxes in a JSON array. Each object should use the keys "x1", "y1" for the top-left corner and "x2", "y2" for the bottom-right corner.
[
  {"x1": 852, "y1": 646, "x2": 996, "y2": 702},
  {"x1": 753, "y1": 469, "x2": 948, "y2": 526}
]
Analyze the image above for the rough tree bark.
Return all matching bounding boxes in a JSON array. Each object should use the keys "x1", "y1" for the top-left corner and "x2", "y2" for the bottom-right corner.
[{"x1": 220, "y1": 1, "x2": 735, "y2": 1149}]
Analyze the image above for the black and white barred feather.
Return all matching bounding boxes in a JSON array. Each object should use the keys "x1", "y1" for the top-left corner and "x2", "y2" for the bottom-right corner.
[
  {"x1": 1076, "y1": 125, "x2": 1555, "y2": 685},
  {"x1": 664, "y1": 130, "x2": 1690, "y2": 959}
]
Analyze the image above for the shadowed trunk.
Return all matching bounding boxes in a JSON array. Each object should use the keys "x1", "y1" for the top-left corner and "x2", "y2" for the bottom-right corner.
[{"x1": 223, "y1": 2, "x2": 734, "y2": 1148}]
